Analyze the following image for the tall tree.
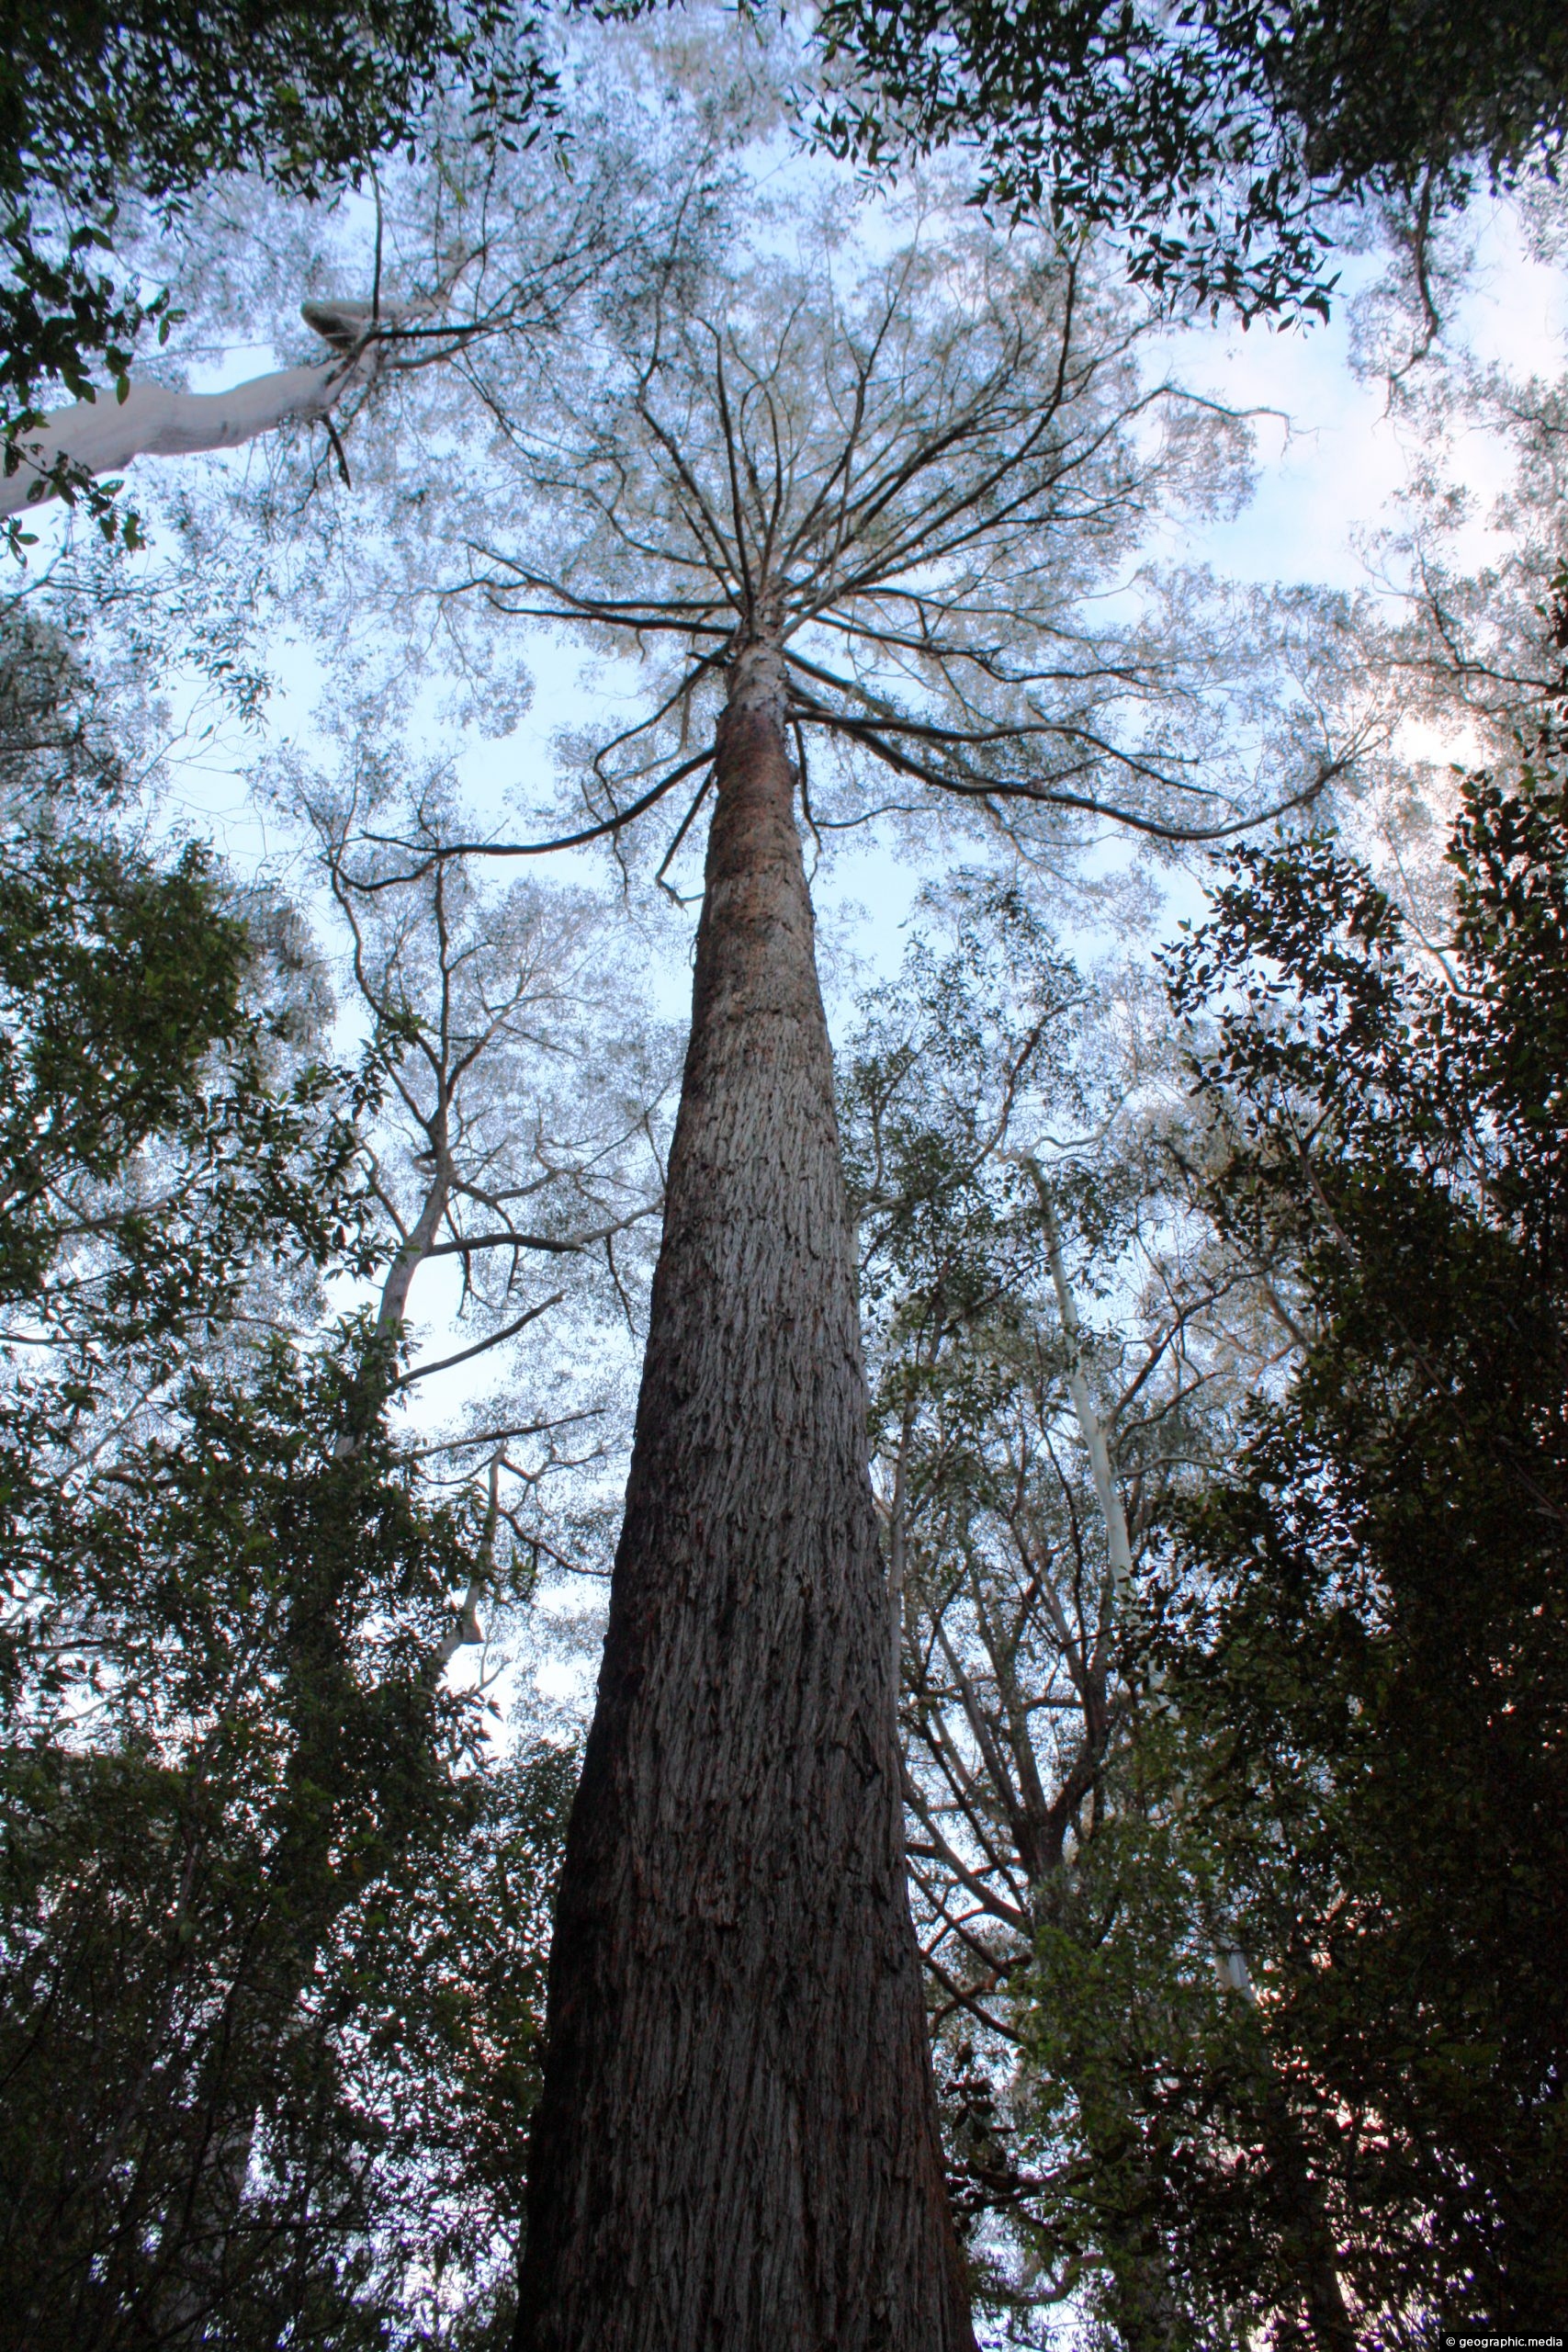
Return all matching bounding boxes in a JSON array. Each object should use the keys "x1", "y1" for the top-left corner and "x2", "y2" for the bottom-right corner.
[
  {"x1": 319, "y1": 138, "x2": 1356, "y2": 2344},
  {"x1": 511, "y1": 572, "x2": 976, "y2": 2352},
  {"x1": 295, "y1": 754, "x2": 672, "y2": 1555},
  {"x1": 70, "y1": 39, "x2": 1362, "y2": 2324}
]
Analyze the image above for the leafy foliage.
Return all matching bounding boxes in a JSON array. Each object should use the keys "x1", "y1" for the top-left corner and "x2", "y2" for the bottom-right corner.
[
  {"x1": 815, "y1": 0, "x2": 1568, "y2": 319},
  {"x1": 0, "y1": 605, "x2": 370, "y2": 1489},
  {"x1": 1157, "y1": 742, "x2": 1568, "y2": 2331},
  {"x1": 0, "y1": 609, "x2": 574, "y2": 2344},
  {"x1": 842, "y1": 881, "x2": 1299, "y2": 2346}
]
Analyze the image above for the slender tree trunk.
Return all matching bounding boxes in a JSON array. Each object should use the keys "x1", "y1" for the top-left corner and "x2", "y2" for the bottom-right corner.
[
  {"x1": 513, "y1": 617, "x2": 973, "y2": 2352},
  {"x1": 1034, "y1": 1168, "x2": 1133, "y2": 1597},
  {"x1": 157, "y1": 1159, "x2": 471, "y2": 2339}
]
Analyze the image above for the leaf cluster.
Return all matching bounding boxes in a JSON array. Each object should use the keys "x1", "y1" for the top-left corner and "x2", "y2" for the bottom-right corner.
[{"x1": 814, "y1": 0, "x2": 1568, "y2": 321}]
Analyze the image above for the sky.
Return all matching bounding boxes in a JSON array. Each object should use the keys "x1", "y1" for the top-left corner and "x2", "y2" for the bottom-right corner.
[{"x1": 1166, "y1": 224, "x2": 1562, "y2": 589}]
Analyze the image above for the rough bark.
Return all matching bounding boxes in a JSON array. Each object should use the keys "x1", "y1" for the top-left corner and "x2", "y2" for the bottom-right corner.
[{"x1": 513, "y1": 624, "x2": 973, "y2": 2352}]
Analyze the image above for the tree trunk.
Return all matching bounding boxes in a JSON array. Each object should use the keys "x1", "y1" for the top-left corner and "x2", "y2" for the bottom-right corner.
[
  {"x1": 513, "y1": 621, "x2": 973, "y2": 2352},
  {"x1": 155, "y1": 1150, "x2": 480, "y2": 2337}
]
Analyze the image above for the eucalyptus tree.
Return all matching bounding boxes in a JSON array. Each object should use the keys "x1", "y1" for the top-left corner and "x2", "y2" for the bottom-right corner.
[
  {"x1": 841, "y1": 882, "x2": 1355, "y2": 2351},
  {"x1": 331, "y1": 144, "x2": 1367, "y2": 2348},
  {"x1": 0, "y1": 299, "x2": 392, "y2": 526},
  {"x1": 124, "y1": 745, "x2": 676, "y2": 2337},
  {"x1": 0, "y1": 593, "x2": 662, "y2": 2344},
  {"x1": 1, "y1": 81, "x2": 658, "y2": 538},
  {"x1": 300, "y1": 756, "x2": 675, "y2": 1583},
  {"x1": 60, "y1": 35, "x2": 1361, "y2": 2322}
]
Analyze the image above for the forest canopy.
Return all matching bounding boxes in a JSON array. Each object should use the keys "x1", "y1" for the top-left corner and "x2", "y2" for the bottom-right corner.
[{"x1": 1, "y1": 7, "x2": 1565, "y2": 2347}]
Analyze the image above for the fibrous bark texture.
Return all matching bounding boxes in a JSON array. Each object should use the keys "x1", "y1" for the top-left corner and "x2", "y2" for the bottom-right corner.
[{"x1": 513, "y1": 632, "x2": 973, "y2": 2352}]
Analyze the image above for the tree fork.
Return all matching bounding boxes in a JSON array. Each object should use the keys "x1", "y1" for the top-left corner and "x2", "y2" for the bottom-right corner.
[{"x1": 513, "y1": 613, "x2": 974, "y2": 2351}]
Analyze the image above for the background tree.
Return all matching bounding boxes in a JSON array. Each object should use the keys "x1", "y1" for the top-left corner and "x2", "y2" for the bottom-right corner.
[
  {"x1": 0, "y1": 0, "x2": 556, "y2": 526},
  {"x1": 1151, "y1": 737, "x2": 1568, "y2": 2335},
  {"x1": 295, "y1": 752, "x2": 673, "y2": 1593},
  {"x1": 1346, "y1": 189, "x2": 1568, "y2": 785},
  {"x1": 0, "y1": 126, "x2": 649, "y2": 536},
  {"x1": 0, "y1": 590, "x2": 659, "y2": 2344},
  {"x1": 840, "y1": 877, "x2": 1354, "y2": 2350}
]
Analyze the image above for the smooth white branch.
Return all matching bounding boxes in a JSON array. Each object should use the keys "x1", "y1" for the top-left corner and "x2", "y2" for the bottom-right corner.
[{"x1": 0, "y1": 301, "x2": 384, "y2": 517}]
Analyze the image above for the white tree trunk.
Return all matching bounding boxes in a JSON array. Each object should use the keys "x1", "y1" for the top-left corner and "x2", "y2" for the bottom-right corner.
[{"x1": 1, "y1": 302, "x2": 380, "y2": 516}]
